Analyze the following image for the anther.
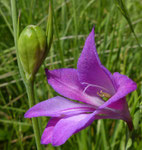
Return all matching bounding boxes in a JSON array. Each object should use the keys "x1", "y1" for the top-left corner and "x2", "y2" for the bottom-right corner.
[{"x1": 97, "y1": 90, "x2": 111, "y2": 99}]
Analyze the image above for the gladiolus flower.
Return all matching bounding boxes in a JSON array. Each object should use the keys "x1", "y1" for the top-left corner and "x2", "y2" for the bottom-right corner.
[{"x1": 25, "y1": 28, "x2": 137, "y2": 146}]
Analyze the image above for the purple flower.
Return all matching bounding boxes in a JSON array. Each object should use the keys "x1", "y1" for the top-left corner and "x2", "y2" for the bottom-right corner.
[{"x1": 24, "y1": 28, "x2": 137, "y2": 146}]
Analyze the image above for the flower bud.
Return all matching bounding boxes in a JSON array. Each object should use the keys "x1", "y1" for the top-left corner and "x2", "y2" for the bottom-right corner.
[{"x1": 18, "y1": 25, "x2": 47, "y2": 80}]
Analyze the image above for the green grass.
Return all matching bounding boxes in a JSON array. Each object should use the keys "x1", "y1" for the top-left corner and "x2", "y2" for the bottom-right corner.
[{"x1": 0, "y1": 0, "x2": 142, "y2": 149}]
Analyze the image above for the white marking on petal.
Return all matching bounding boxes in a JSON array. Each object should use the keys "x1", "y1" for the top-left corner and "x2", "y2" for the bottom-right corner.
[{"x1": 82, "y1": 82, "x2": 109, "y2": 94}]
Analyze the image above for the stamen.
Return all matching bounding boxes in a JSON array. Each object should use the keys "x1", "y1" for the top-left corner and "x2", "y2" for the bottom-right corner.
[
  {"x1": 82, "y1": 82, "x2": 109, "y2": 94},
  {"x1": 97, "y1": 90, "x2": 111, "y2": 99}
]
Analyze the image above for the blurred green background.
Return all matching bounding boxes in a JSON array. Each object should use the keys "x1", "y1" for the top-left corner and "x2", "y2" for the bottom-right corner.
[{"x1": 0, "y1": 0, "x2": 142, "y2": 149}]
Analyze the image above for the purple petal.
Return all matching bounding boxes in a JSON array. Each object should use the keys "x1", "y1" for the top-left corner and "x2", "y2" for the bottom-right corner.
[
  {"x1": 77, "y1": 28, "x2": 116, "y2": 96},
  {"x1": 24, "y1": 96, "x2": 95, "y2": 118},
  {"x1": 94, "y1": 72, "x2": 137, "y2": 122},
  {"x1": 51, "y1": 110, "x2": 125, "y2": 146},
  {"x1": 106, "y1": 72, "x2": 137, "y2": 109},
  {"x1": 52, "y1": 113, "x2": 95, "y2": 146},
  {"x1": 41, "y1": 118, "x2": 60, "y2": 145},
  {"x1": 46, "y1": 68, "x2": 104, "y2": 106},
  {"x1": 42, "y1": 110, "x2": 129, "y2": 146}
]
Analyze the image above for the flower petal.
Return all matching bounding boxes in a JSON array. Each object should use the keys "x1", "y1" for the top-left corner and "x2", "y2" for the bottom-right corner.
[
  {"x1": 41, "y1": 110, "x2": 133, "y2": 146},
  {"x1": 46, "y1": 68, "x2": 104, "y2": 106},
  {"x1": 51, "y1": 110, "x2": 125, "y2": 146},
  {"x1": 41, "y1": 118, "x2": 60, "y2": 145},
  {"x1": 42, "y1": 110, "x2": 129, "y2": 146},
  {"x1": 94, "y1": 72, "x2": 137, "y2": 121},
  {"x1": 52, "y1": 113, "x2": 95, "y2": 146},
  {"x1": 24, "y1": 96, "x2": 95, "y2": 118},
  {"x1": 77, "y1": 28, "x2": 116, "y2": 96},
  {"x1": 104, "y1": 72, "x2": 137, "y2": 109}
]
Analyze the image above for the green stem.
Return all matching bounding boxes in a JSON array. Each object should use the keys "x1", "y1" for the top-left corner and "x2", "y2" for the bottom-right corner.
[
  {"x1": 10, "y1": 0, "x2": 44, "y2": 149},
  {"x1": 72, "y1": 0, "x2": 79, "y2": 67},
  {"x1": 26, "y1": 79, "x2": 44, "y2": 150},
  {"x1": 101, "y1": 120, "x2": 109, "y2": 150},
  {"x1": 10, "y1": 0, "x2": 26, "y2": 83},
  {"x1": 52, "y1": 0, "x2": 65, "y2": 67}
]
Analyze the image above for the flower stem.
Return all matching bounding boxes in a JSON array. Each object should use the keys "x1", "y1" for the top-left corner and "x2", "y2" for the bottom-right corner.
[
  {"x1": 126, "y1": 120, "x2": 134, "y2": 131},
  {"x1": 26, "y1": 79, "x2": 44, "y2": 150},
  {"x1": 10, "y1": 1, "x2": 44, "y2": 149},
  {"x1": 10, "y1": 0, "x2": 26, "y2": 82}
]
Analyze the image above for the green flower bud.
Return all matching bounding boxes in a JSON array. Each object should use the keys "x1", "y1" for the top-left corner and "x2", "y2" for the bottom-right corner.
[{"x1": 18, "y1": 25, "x2": 47, "y2": 80}]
